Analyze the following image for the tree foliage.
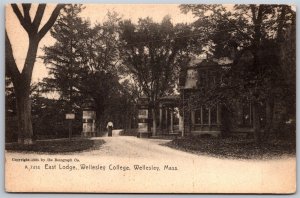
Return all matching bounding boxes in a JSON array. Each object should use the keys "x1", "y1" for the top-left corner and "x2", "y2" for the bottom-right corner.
[
  {"x1": 118, "y1": 16, "x2": 195, "y2": 134},
  {"x1": 42, "y1": 4, "x2": 89, "y2": 110},
  {"x1": 180, "y1": 4, "x2": 296, "y2": 140},
  {"x1": 42, "y1": 5, "x2": 136, "y2": 132},
  {"x1": 119, "y1": 17, "x2": 195, "y2": 101}
]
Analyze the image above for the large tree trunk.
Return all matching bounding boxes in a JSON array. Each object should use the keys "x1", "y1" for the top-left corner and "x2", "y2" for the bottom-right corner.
[
  {"x1": 15, "y1": 85, "x2": 33, "y2": 144},
  {"x1": 12, "y1": 39, "x2": 39, "y2": 145}
]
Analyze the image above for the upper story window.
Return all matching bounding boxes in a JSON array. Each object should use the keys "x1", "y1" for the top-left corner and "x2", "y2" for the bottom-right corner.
[
  {"x1": 198, "y1": 69, "x2": 220, "y2": 89},
  {"x1": 208, "y1": 71, "x2": 217, "y2": 88},
  {"x1": 198, "y1": 71, "x2": 207, "y2": 88}
]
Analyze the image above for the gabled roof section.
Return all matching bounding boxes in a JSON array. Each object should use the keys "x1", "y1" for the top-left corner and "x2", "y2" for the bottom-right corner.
[{"x1": 179, "y1": 57, "x2": 233, "y2": 90}]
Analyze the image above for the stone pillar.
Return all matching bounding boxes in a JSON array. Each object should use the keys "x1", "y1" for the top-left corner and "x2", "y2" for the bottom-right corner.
[
  {"x1": 82, "y1": 110, "x2": 96, "y2": 137},
  {"x1": 137, "y1": 97, "x2": 150, "y2": 138},
  {"x1": 138, "y1": 109, "x2": 148, "y2": 135},
  {"x1": 82, "y1": 98, "x2": 96, "y2": 137},
  {"x1": 159, "y1": 104, "x2": 163, "y2": 131}
]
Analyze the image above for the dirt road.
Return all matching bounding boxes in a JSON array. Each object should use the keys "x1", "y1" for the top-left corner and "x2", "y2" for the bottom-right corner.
[{"x1": 5, "y1": 133, "x2": 296, "y2": 193}]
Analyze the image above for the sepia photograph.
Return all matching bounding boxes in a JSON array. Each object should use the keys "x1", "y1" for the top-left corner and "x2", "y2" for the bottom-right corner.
[{"x1": 4, "y1": 3, "x2": 296, "y2": 193}]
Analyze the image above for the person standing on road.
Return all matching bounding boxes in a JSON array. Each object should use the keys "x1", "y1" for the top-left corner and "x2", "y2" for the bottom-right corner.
[{"x1": 107, "y1": 121, "x2": 113, "y2": 137}]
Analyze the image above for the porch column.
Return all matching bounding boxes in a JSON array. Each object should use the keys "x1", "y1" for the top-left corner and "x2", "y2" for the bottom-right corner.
[
  {"x1": 165, "y1": 108, "x2": 168, "y2": 132},
  {"x1": 191, "y1": 110, "x2": 195, "y2": 125},
  {"x1": 170, "y1": 108, "x2": 174, "y2": 133},
  {"x1": 179, "y1": 114, "x2": 183, "y2": 131},
  {"x1": 159, "y1": 104, "x2": 163, "y2": 131},
  {"x1": 191, "y1": 110, "x2": 195, "y2": 131},
  {"x1": 200, "y1": 106, "x2": 203, "y2": 124}
]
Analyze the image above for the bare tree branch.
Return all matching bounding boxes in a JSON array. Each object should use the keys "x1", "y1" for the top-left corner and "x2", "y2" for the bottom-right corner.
[
  {"x1": 38, "y1": 4, "x2": 64, "y2": 40},
  {"x1": 32, "y1": 4, "x2": 46, "y2": 30},
  {"x1": 11, "y1": 4, "x2": 30, "y2": 33},
  {"x1": 22, "y1": 4, "x2": 32, "y2": 24}
]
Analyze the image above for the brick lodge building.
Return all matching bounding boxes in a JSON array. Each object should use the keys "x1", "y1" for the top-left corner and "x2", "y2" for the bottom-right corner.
[{"x1": 137, "y1": 52, "x2": 292, "y2": 138}]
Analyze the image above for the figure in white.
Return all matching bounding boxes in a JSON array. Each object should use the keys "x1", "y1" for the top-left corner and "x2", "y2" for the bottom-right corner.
[{"x1": 107, "y1": 121, "x2": 113, "y2": 137}]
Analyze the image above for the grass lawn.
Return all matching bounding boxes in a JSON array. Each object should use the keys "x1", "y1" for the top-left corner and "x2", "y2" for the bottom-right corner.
[
  {"x1": 166, "y1": 136, "x2": 296, "y2": 160},
  {"x1": 5, "y1": 138, "x2": 105, "y2": 154}
]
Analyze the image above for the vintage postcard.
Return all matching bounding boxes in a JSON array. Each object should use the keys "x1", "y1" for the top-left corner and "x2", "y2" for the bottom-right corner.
[{"x1": 5, "y1": 4, "x2": 296, "y2": 193}]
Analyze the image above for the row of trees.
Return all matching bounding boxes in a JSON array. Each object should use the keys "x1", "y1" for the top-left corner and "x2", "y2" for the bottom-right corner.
[
  {"x1": 6, "y1": 4, "x2": 196, "y2": 143},
  {"x1": 6, "y1": 4, "x2": 296, "y2": 144},
  {"x1": 6, "y1": 5, "x2": 142, "y2": 142},
  {"x1": 41, "y1": 5, "x2": 196, "y2": 137}
]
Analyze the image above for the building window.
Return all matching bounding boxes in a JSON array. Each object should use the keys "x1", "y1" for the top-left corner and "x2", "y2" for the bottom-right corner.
[
  {"x1": 211, "y1": 106, "x2": 218, "y2": 125},
  {"x1": 239, "y1": 102, "x2": 267, "y2": 128},
  {"x1": 193, "y1": 105, "x2": 218, "y2": 125},
  {"x1": 208, "y1": 71, "x2": 217, "y2": 88},
  {"x1": 195, "y1": 109, "x2": 201, "y2": 124},
  {"x1": 138, "y1": 109, "x2": 148, "y2": 119},
  {"x1": 241, "y1": 103, "x2": 252, "y2": 126},
  {"x1": 202, "y1": 106, "x2": 209, "y2": 124},
  {"x1": 199, "y1": 72, "x2": 207, "y2": 88},
  {"x1": 259, "y1": 103, "x2": 266, "y2": 128}
]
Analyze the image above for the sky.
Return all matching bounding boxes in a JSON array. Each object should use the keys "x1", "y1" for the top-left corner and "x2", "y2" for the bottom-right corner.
[
  {"x1": 6, "y1": 4, "x2": 195, "y2": 83},
  {"x1": 6, "y1": 4, "x2": 296, "y2": 84}
]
